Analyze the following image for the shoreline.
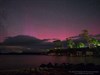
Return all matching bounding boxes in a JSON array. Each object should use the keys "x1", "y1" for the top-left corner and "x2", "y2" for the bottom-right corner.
[{"x1": 0, "y1": 63, "x2": 100, "y2": 75}]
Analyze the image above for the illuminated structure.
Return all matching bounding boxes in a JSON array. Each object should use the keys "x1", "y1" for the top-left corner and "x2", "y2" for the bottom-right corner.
[
  {"x1": 53, "y1": 40, "x2": 62, "y2": 49},
  {"x1": 79, "y1": 29, "x2": 92, "y2": 48},
  {"x1": 47, "y1": 30, "x2": 100, "y2": 56},
  {"x1": 66, "y1": 38, "x2": 75, "y2": 48},
  {"x1": 97, "y1": 41, "x2": 100, "y2": 46},
  {"x1": 77, "y1": 42, "x2": 85, "y2": 48},
  {"x1": 90, "y1": 38, "x2": 99, "y2": 47}
]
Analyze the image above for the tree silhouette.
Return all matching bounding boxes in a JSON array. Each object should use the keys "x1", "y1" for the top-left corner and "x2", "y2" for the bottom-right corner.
[
  {"x1": 66, "y1": 38, "x2": 75, "y2": 48},
  {"x1": 77, "y1": 42, "x2": 85, "y2": 48},
  {"x1": 97, "y1": 41, "x2": 100, "y2": 46},
  {"x1": 79, "y1": 29, "x2": 92, "y2": 48},
  {"x1": 90, "y1": 38, "x2": 99, "y2": 47},
  {"x1": 53, "y1": 40, "x2": 62, "y2": 49}
]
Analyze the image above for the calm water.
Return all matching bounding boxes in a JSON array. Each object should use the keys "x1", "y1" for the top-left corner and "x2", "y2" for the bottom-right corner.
[{"x1": 0, "y1": 55, "x2": 100, "y2": 69}]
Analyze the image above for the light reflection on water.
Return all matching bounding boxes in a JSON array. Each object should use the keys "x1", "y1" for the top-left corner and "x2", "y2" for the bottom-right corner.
[{"x1": 0, "y1": 55, "x2": 100, "y2": 69}]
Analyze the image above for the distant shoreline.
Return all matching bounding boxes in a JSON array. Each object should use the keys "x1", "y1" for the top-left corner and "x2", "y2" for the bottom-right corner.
[
  {"x1": 0, "y1": 53, "x2": 100, "y2": 57},
  {"x1": 0, "y1": 52, "x2": 45, "y2": 55}
]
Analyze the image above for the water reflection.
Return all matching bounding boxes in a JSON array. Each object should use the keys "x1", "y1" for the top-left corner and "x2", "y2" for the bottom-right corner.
[{"x1": 0, "y1": 55, "x2": 100, "y2": 69}]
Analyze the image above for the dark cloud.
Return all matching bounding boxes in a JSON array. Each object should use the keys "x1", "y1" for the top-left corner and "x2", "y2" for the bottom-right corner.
[
  {"x1": 3, "y1": 35, "x2": 44, "y2": 45},
  {"x1": 1, "y1": 35, "x2": 54, "y2": 52}
]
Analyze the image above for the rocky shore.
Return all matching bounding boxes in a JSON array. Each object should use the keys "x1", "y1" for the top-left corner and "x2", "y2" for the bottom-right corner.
[{"x1": 0, "y1": 63, "x2": 100, "y2": 75}]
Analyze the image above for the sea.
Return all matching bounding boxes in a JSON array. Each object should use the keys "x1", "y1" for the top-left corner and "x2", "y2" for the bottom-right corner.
[{"x1": 0, "y1": 55, "x2": 100, "y2": 70}]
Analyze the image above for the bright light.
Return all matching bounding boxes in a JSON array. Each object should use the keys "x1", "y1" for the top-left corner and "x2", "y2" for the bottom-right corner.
[{"x1": 98, "y1": 43, "x2": 100, "y2": 46}]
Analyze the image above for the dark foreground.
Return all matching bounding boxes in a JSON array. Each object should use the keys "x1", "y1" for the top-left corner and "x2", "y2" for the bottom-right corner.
[{"x1": 0, "y1": 63, "x2": 100, "y2": 75}]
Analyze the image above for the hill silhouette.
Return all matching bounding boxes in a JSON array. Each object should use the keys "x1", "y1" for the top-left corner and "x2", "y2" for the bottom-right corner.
[{"x1": 3, "y1": 35, "x2": 45, "y2": 46}]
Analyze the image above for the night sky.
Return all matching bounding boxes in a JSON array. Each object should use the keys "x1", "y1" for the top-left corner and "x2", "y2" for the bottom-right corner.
[{"x1": 0, "y1": 0, "x2": 100, "y2": 42}]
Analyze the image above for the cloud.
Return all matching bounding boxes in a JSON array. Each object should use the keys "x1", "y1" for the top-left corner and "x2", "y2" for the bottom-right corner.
[
  {"x1": 3, "y1": 35, "x2": 44, "y2": 45},
  {"x1": 1, "y1": 35, "x2": 54, "y2": 52}
]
